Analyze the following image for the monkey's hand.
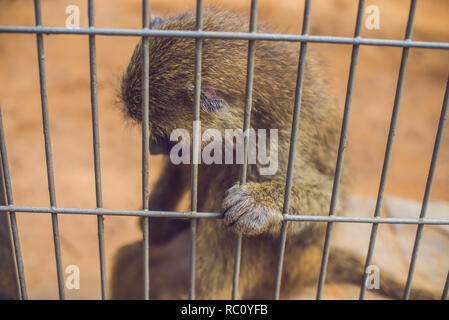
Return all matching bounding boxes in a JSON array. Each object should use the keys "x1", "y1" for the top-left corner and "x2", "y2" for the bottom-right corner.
[
  {"x1": 221, "y1": 182, "x2": 283, "y2": 236},
  {"x1": 221, "y1": 180, "x2": 335, "y2": 236}
]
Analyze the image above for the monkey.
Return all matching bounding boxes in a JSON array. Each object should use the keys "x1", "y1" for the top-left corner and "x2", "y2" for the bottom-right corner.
[{"x1": 111, "y1": 8, "x2": 438, "y2": 300}]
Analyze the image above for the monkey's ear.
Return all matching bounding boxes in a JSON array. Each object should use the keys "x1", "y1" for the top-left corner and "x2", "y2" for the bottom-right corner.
[{"x1": 200, "y1": 87, "x2": 229, "y2": 112}]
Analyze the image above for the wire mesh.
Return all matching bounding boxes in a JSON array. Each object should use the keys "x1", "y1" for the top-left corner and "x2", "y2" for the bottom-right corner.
[{"x1": 0, "y1": 0, "x2": 448, "y2": 300}]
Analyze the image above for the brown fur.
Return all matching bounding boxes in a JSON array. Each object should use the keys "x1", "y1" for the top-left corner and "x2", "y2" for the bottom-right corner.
[{"x1": 111, "y1": 9, "x2": 437, "y2": 300}]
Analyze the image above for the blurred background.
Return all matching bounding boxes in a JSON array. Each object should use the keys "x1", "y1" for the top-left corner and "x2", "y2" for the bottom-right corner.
[{"x1": 0, "y1": 0, "x2": 448, "y2": 299}]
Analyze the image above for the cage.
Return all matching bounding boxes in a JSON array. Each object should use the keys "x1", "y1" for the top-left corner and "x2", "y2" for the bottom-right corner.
[{"x1": 0, "y1": 0, "x2": 448, "y2": 300}]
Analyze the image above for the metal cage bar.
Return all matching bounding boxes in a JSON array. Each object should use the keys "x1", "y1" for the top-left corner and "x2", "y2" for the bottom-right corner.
[
  {"x1": 33, "y1": 0, "x2": 65, "y2": 300},
  {"x1": 403, "y1": 75, "x2": 449, "y2": 299},
  {"x1": 1, "y1": 205, "x2": 448, "y2": 225},
  {"x1": 141, "y1": 0, "x2": 151, "y2": 301},
  {"x1": 87, "y1": 0, "x2": 107, "y2": 300},
  {"x1": 1, "y1": 26, "x2": 448, "y2": 50},
  {"x1": 316, "y1": 0, "x2": 365, "y2": 300},
  {"x1": 359, "y1": 0, "x2": 417, "y2": 300},
  {"x1": 0, "y1": 107, "x2": 27, "y2": 299},
  {"x1": 231, "y1": 0, "x2": 258, "y2": 300},
  {"x1": 189, "y1": 0, "x2": 203, "y2": 300},
  {"x1": 273, "y1": 0, "x2": 311, "y2": 300}
]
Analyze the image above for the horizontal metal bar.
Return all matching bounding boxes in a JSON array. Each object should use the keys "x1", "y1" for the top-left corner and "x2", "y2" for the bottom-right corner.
[
  {"x1": 0, "y1": 205, "x2": 221, "y2": 218},
  {"x1": 284, "y1": 215, "x2": 449, "y2": 225},
  {"x1": 0, "y1": 205, "x2": 448, "y2": 225},
  {"x1": 0, "y1": 26, "x2": 448, "y2": 49}
]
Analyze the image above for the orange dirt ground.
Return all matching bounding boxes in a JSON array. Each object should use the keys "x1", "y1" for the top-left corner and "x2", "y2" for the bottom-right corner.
[{"x1": 0, "y1": 0, "x2": 448, "y2": 299}]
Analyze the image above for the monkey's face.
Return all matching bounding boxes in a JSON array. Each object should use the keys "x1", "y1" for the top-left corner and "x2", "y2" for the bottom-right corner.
[{"x1": 119, "y1": 11, "x2": 258, "y2": 156}]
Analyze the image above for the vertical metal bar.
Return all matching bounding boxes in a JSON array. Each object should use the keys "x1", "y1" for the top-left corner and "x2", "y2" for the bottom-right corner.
[
  {"x1": 141, "y1": 0, "x2": 151, "y2": 301},
  {"x1": 442, "y1": 271, "x2": 449, "y2": 300},
  {"x1": 232, "y1": 0, "x2": 258, "y2": 300},
  {"x1": 33, "y1": 0, "x2": 65, "y2": 300},
  {"x1": 189, "y1": 0, "x2": 203, "y2": 300},
  {"x1": 359, "y1": 0, "x2": 417, "y2": 300},
  {"x1": 316, "y1": 0, "x2": 365, "y2": 300},
  {"x1": 0, "y1": 176, "x2": 20, "y2": 300},
  {"x1": 87, "y1": 0, "x2": 107, "y2": 300},
  {"x1": 0, "y1": 106, "x2": 27, "y2": 299},
  {"x1": 273, "y1": 0, "x2": 311, "y2": 300},
  {"x1": 403, "y1": 75, "x2": 449, "y2": 299}
]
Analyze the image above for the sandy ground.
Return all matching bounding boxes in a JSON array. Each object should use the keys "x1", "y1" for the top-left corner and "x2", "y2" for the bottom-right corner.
[{"x1": 0, "y1": 0, "x2": 448, "y2": 299}]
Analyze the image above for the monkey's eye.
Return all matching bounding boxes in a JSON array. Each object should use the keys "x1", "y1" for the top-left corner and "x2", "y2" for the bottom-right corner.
[{"x1": 200, "y1": 87, "x2": 228, "y2": 112}]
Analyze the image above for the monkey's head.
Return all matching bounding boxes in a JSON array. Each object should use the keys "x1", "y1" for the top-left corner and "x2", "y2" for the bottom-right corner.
[{"x1": 119, "y1": 9, "x2": 287, "y2": 155}]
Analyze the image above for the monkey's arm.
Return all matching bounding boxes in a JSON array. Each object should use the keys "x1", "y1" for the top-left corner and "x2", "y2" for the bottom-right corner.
[
  {"x1": 142, "y1": 158, "x2": 190, "y2": 244},
  {"x1": 222, "y1": 180, "x2": 335, "y2": 236}
]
